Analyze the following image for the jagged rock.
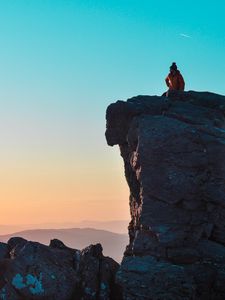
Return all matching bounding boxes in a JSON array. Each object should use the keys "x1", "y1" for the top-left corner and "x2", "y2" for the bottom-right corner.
[
  {"x1": 49, "y1": 238, "x2": 69, "y2": 249},
  {"x1": 0, "y1": 242, "x2": 9, "y2": 260},
  {"x1": 106, "y1": 90, "x2": 225, "y2": 299},
  {"x1": 1, "y1": 238, "x2": 79, "y2": 300},
  {"x1": 0, "y1": 238, "x2": 120, "y2": 300},
  {"x1": 78, "y1": 244, "x2": 122, "y2": 300},
  {"x1": 8, "y1": 237, "x2": 29, "y2": 259}
]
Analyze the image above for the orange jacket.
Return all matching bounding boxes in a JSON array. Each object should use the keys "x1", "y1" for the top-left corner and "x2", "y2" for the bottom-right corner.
[{"x1": 165, "y1": 71, "x2": 185, "y2": 91}]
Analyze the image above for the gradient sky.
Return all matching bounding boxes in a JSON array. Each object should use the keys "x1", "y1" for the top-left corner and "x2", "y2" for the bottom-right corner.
[{"x1": 1, "y1": 0, "x2": 225, "y2": 225}]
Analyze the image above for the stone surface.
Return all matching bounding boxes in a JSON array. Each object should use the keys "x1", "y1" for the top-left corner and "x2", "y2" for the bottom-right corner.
[
  {"x1": 106, "y1": 90, "x2": 225, "y2": 299},
  {"x1": 0, "y1": 238, "x2": 121, "y2": 300},
  {"x1": 0, "y1": 242, "x2": 9, "y2": 260},
  {"x1": 117, "y1": 256, "x2": 196, "y2": 300},
  {"x1": 78, "y1": 244, "x2": 122, "y2": 300}
]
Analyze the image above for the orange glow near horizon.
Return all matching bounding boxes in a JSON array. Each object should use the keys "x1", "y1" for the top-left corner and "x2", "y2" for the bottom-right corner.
[{"x1": 1, "y1": 149, "x2": 130, "y2": 225}]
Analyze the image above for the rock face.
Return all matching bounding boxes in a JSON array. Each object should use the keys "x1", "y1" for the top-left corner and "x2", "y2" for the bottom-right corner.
[
  {"x1": 0, "y1": 238, "x2": 121, "y2": 300},
  {"x1": 106, "y1": 90, "x2": 225, "y2": 300}
]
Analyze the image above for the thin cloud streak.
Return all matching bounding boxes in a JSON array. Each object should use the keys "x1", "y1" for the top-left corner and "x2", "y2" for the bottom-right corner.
[{"x1": 179, "y1": 33, "x2": 192, "y2": 38}]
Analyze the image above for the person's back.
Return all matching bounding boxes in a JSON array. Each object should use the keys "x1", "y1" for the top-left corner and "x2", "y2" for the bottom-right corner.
[{"x1": 165, "y1": 62, "x2": 185, "y2": 91}]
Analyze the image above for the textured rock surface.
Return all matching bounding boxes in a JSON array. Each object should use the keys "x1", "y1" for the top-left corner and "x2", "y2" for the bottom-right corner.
[
  {"x1": 106, "y1": 90, "x2": 225, "y2": 300},
  {"x1": 0, "y1": 242, "x2": 9, "y2": 260},
  {"x1": 0, "y1": 238, "x2": 121, "y2": 300}
]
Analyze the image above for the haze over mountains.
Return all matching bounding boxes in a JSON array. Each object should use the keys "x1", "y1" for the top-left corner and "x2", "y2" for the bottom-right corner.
[
  {"x1": 0, "y1": 219, "x2": 128, "y2": 235},
  {"x1": 0, "y1": 228, "x2": 127, "y2": 262},
  {"x1": 0, "y1": 220, "x2": 129, "y2": 262}
]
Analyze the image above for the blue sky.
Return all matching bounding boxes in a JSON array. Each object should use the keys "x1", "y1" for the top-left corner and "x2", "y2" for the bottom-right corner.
[{"x1": 1, "y1": 0, "x2": 225, "y2": 224}]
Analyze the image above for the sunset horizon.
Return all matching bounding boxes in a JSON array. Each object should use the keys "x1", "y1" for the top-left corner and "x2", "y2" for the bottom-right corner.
[{"x1": 1, "y1": 0, "x2": 225, "y2": 227}]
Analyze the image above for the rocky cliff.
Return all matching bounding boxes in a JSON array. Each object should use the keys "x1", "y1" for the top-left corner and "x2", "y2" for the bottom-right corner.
[
  {"x1": 106, "y1": 90, "x2": 225, "y2": 300},
  {"x1": 0, "y1": 238, "x2": 121, "y2": 300}
]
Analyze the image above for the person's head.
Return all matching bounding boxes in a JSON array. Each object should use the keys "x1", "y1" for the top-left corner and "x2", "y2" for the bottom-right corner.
[{"x1": 170, "y1": 62, "x2": 177, "y2": 74}]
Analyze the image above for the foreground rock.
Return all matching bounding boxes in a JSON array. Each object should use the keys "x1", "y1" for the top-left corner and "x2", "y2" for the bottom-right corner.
[
  {"x1": 0, "y1": 238, "x2": 121, "y2": 300},
  {"x1": 106, "y1": 90, "x2": 225, "y2": 300}
]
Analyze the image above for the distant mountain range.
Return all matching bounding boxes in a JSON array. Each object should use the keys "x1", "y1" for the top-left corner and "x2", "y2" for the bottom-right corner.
[
  {"x1": 0, "y1": 220, "x2": 129, "y2": 235},
  {"x1": 0, "y1": 227, "x2": 128, "y2": 262}
]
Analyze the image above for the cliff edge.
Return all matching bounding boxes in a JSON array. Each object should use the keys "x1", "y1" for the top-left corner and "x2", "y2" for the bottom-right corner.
[{"x1": 106, "y1": 90, "x2": 225, "y2": 300}]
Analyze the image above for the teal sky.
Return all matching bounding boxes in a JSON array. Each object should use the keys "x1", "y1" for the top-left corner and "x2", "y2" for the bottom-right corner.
[{"x1": 1, "y1": 0, "x2": 225, "y2": 224}]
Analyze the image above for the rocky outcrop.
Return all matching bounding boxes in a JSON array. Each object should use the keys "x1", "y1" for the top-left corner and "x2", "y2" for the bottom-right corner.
[
  {"x1": 106, "y1": 90, "x2": 225, "y2": 299},
  {"x1": 0, "y1": 238, "x2": 121, "y2": 300}
]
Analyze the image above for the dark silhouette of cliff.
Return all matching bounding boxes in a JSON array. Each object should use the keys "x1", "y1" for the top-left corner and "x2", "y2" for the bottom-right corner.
[{"x1": 106, "y1": 90, "x2": 225, "y2": 300}]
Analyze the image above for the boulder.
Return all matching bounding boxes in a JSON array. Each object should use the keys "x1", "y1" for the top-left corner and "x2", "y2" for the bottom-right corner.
[{"x1": 0, "y1": 238, "x2": 120, "y2": 300}]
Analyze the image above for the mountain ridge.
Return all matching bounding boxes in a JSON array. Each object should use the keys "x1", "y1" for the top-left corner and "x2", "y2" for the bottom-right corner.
[
  {"x1": 0, "y1": 219, "x2": 128, "y2": 235},
  {"x1": 0, "y1": 227, "x2": 128, "y2": 262}
]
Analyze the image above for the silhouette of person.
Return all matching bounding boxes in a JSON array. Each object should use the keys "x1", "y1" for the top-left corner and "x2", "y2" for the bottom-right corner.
[{"x1": 165, "y1": 62, "x2": 185, "y2": 92}]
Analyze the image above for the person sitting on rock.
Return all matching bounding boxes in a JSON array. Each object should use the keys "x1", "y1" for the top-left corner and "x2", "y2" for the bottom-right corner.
[{"x1": 165, "y1": 62, "x2": 185, "y2": 92}]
